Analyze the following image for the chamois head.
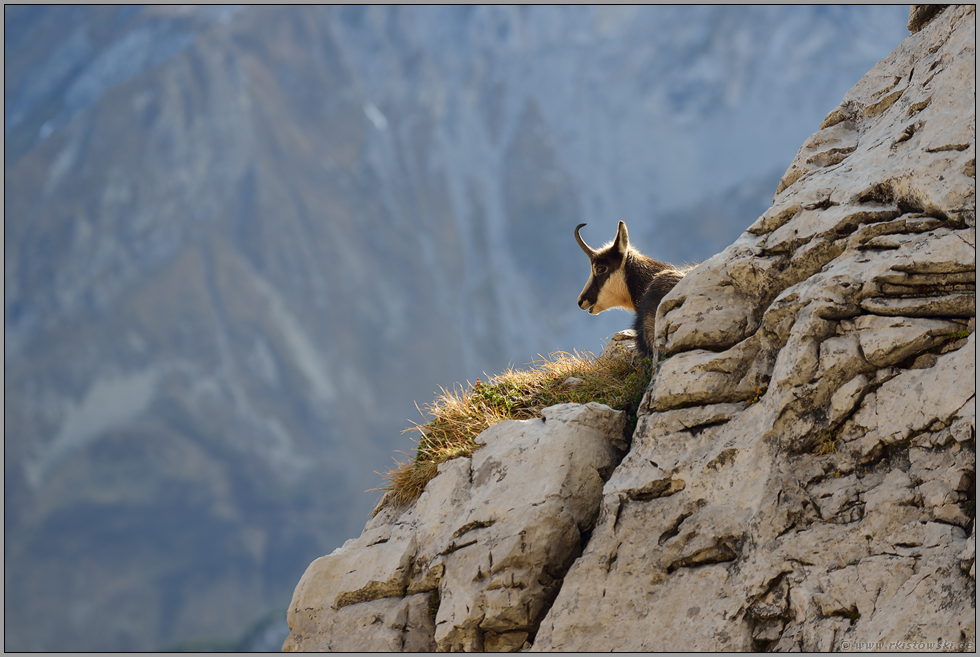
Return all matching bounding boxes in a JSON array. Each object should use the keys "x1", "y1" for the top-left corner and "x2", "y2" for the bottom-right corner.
[{"x1": 575, "y1": 221, "x2": 635, "y2": 315}]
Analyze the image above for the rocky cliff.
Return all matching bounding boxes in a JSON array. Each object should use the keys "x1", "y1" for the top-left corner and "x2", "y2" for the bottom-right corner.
[
  {"x1": 283, "y1": 6, "x2": 975, "y2": 652},
  {"x1": 4, "y1": 7, "x2": 909, "y2": 650}
]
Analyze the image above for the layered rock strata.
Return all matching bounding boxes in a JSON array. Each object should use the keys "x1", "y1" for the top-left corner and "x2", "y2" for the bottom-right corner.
[
  {"x1": 284, "y1": 6, "x2": 975, "y2": 652},
  {"x1": 534, "y1": 6, "x2": 975, "y2": 651}
]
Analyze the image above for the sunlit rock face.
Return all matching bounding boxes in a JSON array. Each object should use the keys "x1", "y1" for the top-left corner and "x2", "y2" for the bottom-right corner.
[
  {"x1": 3, "y1": 5, "x2": 909, "y2": 651},
  {"x1": 284, "y1": 403, "x2": 629, "y2": 653},
  {"x1": 537, "y1": 6, "x2": 976, "y2": 651},
  {"x1": 282, "y1": 6, "x2": 974, "y2": 653}
]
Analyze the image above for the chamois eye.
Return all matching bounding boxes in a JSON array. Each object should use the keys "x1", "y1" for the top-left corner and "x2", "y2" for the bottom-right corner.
[{"x1": 595, "y1": 265, "x2": 608, "y2": 275}]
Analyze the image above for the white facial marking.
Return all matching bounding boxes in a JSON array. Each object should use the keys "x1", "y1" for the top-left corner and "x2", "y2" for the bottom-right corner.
[{"x1": 591, "y1": 268, "x2": 634, "y2": 314}]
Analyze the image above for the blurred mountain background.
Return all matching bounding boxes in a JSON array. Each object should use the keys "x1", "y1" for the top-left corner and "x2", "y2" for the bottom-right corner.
[{"x1": 4, "y1": 5, "x2": 910, "y2": 651}]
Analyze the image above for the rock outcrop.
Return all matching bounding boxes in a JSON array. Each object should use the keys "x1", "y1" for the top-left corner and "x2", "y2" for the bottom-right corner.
[
  {"x1": 284, "y1": 6, "x2": 975, "y2": 652},
  {"x1": 283, "y1": 403, "x2": 628, "y2": 651}
]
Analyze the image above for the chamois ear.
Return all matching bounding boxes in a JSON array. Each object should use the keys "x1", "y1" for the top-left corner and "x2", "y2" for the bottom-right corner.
[{"x1": 614, "y1": 221, "x2": 630, "y2": 255}]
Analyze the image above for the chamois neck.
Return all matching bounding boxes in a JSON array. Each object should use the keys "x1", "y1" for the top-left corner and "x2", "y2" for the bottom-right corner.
[{"x1": 625, "y1": 249, "x2": 671, "y2": 307}]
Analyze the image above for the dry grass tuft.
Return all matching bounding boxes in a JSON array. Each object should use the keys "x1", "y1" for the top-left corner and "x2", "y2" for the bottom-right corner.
[{"x1": 374, "y1": 349, "x2": 652, "y2": 514}]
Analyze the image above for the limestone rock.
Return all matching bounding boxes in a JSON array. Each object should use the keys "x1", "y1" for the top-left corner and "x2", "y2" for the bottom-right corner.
[
  {"x1": 852, "y1": 315, "x2": 966, "y2": 367},
  {"x1": 908, "y1": 5, "x2": 948, "y2": 33},
  {"x1": 283, "y1": 403, "x2": 628, "y2": 651},
  {"x1": 534, "y1": 7, "x2": 975, "y2": 652},
  {"x1": 285, "y1": 7, "x2": 976, "y2": 653},
  {"x1": 600, "y1": 329, "x2": 639, "y2": 361}
]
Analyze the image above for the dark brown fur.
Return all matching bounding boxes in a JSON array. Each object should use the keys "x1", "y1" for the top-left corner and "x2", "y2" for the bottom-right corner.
[{"x1": 633, "y1": 268, "x2": 686, "y2": 357}]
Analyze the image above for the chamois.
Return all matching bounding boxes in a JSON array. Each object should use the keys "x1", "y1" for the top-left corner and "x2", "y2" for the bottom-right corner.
[{"x1": 575, "y1": 221, "x2": 687, "y2": 358}]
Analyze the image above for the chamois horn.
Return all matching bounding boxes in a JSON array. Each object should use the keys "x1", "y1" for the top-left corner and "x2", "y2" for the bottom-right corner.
[{"x1": 574, "y1": 223, "x2": 597, "y2": 258}]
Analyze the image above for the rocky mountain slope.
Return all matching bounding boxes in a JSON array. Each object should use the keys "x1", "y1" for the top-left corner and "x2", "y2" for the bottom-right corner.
[
  {"x1": 3, "y1": 6, "x2": 911, "y2": 651},
  {"x1": 283, "y1": 6, "x2": 975, "y2": 651}
]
